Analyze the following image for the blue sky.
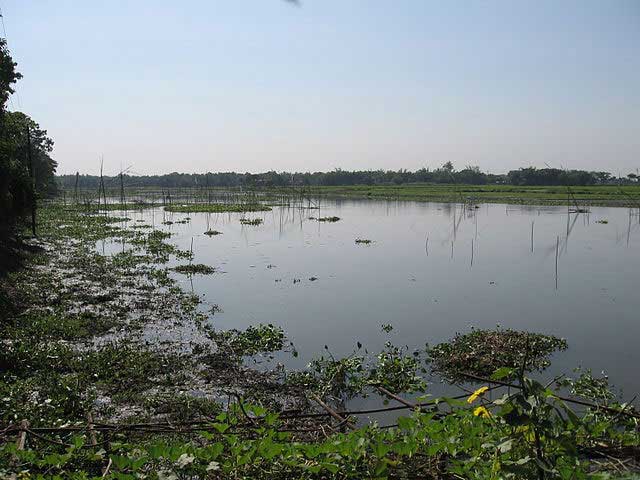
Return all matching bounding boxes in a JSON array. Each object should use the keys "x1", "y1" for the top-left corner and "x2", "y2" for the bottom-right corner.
[{"x1": 2, "y1": 0, "x2": 639, "y2": 175}]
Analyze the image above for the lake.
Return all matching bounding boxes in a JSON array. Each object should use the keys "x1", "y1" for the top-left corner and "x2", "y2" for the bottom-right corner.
[{"x1": 100, "y1": 199, "x2": 640, "y2": 403}]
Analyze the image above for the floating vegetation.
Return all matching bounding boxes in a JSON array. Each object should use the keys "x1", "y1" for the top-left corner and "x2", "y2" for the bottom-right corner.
[
  {"x1": 209, "y1": 323, "x2": 286, "y2": 357},
  {"x1": 240, "y1": 218, "x2": 263, "y2": 226},
  {"x1": 93, "y1": 202, "x2": 159, "y2": 211},
  {"x1": 317, "y1": 216, "x2": 341, "y2": 222},
  {"x1": 596, "y1": 219, "x2": 609, "y2": 224},
  {"x1": 172, "y1": 264, "x2": 216, "y2": 275},
  {"x1": 289, "y1": 341, "x2": 427, "y2": 401},
  {"x1": 204, "y1": 230, "x2": 223, "y2": 236},
  {"x1": 428, "y1": 328, "x2": 568, "y2": 381},
  {"x1": 355, "y1": 238, "x2": 373, "y2": 244},
  {"x1": 162, "y1": 220, "x2": 174, "y2": 225},
  {"x1": 165, "y1": 203, "x2": 271, "y2": 213},
  {"x1": 309, "y1": 276, "x2": 318, "y2": 281}
]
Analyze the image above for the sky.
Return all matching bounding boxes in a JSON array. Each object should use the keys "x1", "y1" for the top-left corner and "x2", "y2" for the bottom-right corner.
[{"x1": 1, "y1": 0, "x2": 639, "y2": 176}]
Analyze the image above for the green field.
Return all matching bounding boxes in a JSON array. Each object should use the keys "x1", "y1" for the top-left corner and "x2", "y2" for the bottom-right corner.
[{"x1": 296, "y1": 184, "x2": 640, "y2": 207}]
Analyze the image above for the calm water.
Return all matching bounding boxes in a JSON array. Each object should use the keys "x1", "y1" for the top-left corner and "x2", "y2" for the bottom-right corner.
[{"x1": 102, "y1": 200, "x2": 640, "y2": 401}]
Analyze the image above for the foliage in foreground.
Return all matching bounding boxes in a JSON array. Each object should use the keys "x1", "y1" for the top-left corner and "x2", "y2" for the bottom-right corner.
[{"x1": 2, "y1": 369, "x2": 638, "y2": 479}]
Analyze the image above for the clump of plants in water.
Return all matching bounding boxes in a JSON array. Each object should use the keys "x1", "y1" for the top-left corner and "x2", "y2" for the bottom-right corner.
[
  {"x1": 596, "y1": 219, "x2": 609, "y2": 224},
  {"x1": 288, "y1": 341, "x2": 427, "y2": 403},
  {"x1": 240, "y1": 218, "x2": 263, "y2": 225},
  {"x1": 204, "y1": 229, "x2": 223, "y2": 236},
  {"x1": 355, "y1": 238, "x2": 373, "y2": 244},
  {"x1": 316, "y1": 216, "x2": 341, "y2": 222},
  {"x1": 165, "y1": 203, "x2": 271, "y2": 213},
  {"x1": 208, "y1": 323, "x2": 286, "y2": 357},
  {"x1": 172, "y1": 264, "x2": 216, "y2": 275},
  {"x1": 428, "y1": 327, "x2": 568, "y2": 381}
]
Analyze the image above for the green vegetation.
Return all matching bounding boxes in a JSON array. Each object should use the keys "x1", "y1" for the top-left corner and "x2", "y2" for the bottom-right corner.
[
  {"x1": 316, "y1": 216, "x2": 341, "y2": 222},
  {"x1": 1, "y1": 39, "x2": 57, "y2": 228},
  {"x1": 240, "y1": 217, "x2": 263, "y2": 225},
  {"x1": 172, "y1": 263, "x2": 216, "y2": 275},
  {"x1": 428, "y1": 328, "x2": 568, "y2": 381},
  {"x1": 355, "y1": 238, "x2": 373, "y2": 244},
  {"x1": 57, "y1": 165, "x2": 640, "y2": 191},
  {"x1": 1, "y1": 203, "x2": 638, "y2": 479},
  {"x1": 3, "y1": 369, "x2": 638, "y2": 479},
  {"x1": 165, "y1": 203, "x2": 271, "y2": 213},
  {"x1": 208, "y1": 323, "x2": 287, "y2": 357},
  {"x1": 204, "y1": 229, "x2": 223, "y2": 236},
  {"x1": 303, "y1": 184, "x2": 640, "y2": 207}
]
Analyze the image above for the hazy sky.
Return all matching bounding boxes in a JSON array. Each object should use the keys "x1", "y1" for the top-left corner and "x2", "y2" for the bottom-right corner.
[{"x1": 3, "y1": 1, "x2": 639, "y2": 175}]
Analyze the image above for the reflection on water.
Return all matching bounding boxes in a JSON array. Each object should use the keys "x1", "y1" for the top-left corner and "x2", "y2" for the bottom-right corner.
[{"x1": 99, "y1": 199, "x2": 640, "y2": 399}]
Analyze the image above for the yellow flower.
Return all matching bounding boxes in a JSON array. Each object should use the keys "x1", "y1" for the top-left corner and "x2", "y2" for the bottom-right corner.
[
  {"x1": 473, "y1": 406, "x2": 491, "y2": 418},
  {"x1": 467, "y1": 386, "x2": 489, "y2": 404}
]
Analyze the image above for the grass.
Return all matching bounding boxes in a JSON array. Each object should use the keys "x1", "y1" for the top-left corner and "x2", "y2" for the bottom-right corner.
[
  {"x1": 165, "y1": 203, "x2": 271, "y2": 213},
  {"x1": 280, "y1": 183, "x2": 640, "y2": 207}
]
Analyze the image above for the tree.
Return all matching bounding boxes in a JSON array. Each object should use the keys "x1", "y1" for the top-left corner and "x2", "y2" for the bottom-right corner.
[
  {"x1": 0, "y1": 39, "x2": 21, "y2": 111},
  {"x1": 0, "y1": 39, "x2": 56, "y2": 231},
  {"x1": 441, "y1": 161, "x2": 454, "y2": 173}
]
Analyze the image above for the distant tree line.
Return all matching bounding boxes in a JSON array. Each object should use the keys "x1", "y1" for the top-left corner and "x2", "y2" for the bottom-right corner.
[
  {"x1": 57, "y1": 162, "x2": 637, "y2": 191},
  {"x1": 0, "y1": 38, "x2": 57, "y2": 237}
]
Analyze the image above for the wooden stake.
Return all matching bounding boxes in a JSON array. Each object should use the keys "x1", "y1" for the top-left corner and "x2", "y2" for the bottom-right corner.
[
  {"x1": 11, "y1": 419, "x2": 29, "y2": 465},
  {"x1": 309, "y1": 392, "x2": 356, "y2": 430},
  {"x1": 471, "y1": 239, "x2": 474, "y2": 267},
  {"x1": 26, "y1": 128, "x2": 36, "y2": 236},
  {"x1": 531, "y1": 221, "x2": 534, "y2": 253},
  {"x1": 555, "y1": 235, "x2": 559, "y2": 290},
  {"x1": 87, "y1": 412, "x2": 98, "y2": 446},
  {"x1": 74, "y1": 171, "x2": 79, "y2": 204},
  {"x1": 377, "y1": 386, "x2": 420, "y2": 411},
  {"x1": 16, "y1": 419, "x2": 29, "y2": 450}
]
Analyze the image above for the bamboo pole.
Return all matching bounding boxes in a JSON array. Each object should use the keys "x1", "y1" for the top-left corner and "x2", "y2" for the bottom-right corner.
[
  {"x1": 377, "y1": 386, "x2": 420, "y2": 411},
  {"x1": 309, "y1": 392, "x2": 356, "y2": 430},
  {"x1": 87, "y1": 412, "x2": 98, "y2": 446},
  {"x1": 555, "y1": 235, "x2": 559, "y2": 289},
  {"x1": 26, "y1": 128, "x2": 36, "y2": 236}
]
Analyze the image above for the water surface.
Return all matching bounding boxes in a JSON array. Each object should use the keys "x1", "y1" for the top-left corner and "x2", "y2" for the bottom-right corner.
[{"x1": 103, "y1": 199, "x2": 640, "y2": 400}]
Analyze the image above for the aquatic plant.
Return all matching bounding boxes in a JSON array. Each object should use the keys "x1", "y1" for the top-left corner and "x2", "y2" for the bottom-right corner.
[
  {"x1": 317, "y1": 216, "x2": 341, "y2": 222},
  {"x1": 204, "y1": 230, "x2": 223, "y2": 236},
  {"x1": 209, "y1": 323, "x2": 286, "y2": 357},
  {"x1": 355, "y1": 238, "x2": 373, "y2": 244},
  {"x1": 428, "y1": 327, "x2": 568, "y2": 381},
  {"x1": 165, "y1": 203, "x2": 271, "y2": 213},
  {"x1": 172, "y1": 264, "x2": 216, "y2": 275},
  {"x1": 240, "y1": 218, "x2": 263, "y2": 226}
]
